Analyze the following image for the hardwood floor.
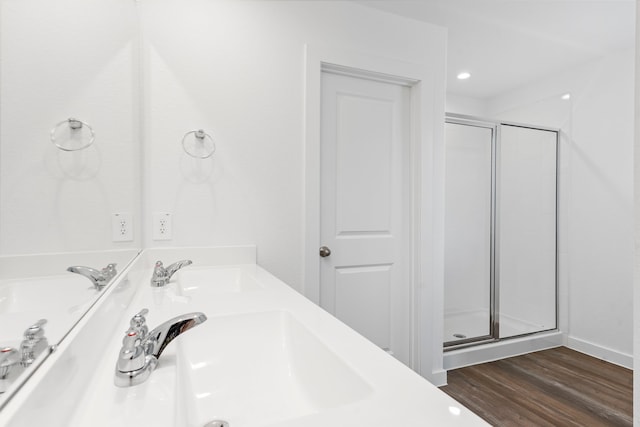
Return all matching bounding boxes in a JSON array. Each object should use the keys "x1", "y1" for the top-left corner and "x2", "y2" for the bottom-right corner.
[{"x1": 440, "y1": 346, "x2": 632, "y2": 426}]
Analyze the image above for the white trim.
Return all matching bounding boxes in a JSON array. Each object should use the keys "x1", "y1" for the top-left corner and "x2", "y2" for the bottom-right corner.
[
  {"x1": 443, "y1": 332, "x2": 634, "y2": 372},
  {"x1": 634, "y1": 2, "x2": 640, "y2": 420},
  {"x1": 430, "y1": 369, "x2": 448, "y2": 388},
  {"x1": 303, "y1": 44, "x2": 430, "y2": 304},
  {"x1": 567, "y1": 336, "x2": 633, "y2": 369},
  {"x1": 320, "y1": 63, "x2": 417, "y2": 87},
  {"x1": 303, "y1": 44, "x2": 444, "y2": 382},
  {"x1": 443, "y1": 331, "x2": 564, "y2": 371}
]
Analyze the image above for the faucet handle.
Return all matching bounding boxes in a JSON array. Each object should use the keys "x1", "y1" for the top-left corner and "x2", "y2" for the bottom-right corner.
[
  {"x1": 150, "y1": 261, "x2": 168, "y2": 287},
  {"x1": 131, "y1": 308, "x2": 149, "y2": 322},
  {"x1": 130, "y1": 309, "x2": 149, "y2": 338},
  {"x1": 102, "y1": 263, "x2": 118, "y2": 280},
  {"x1": 0, "y1": 347, "x2": 21, "y2": 377},
  {"x1": 117, "y1": 329, "x2": 146, "y2": 373},
  {"x1": 23, "y1": 319, "x2": 47, "y2": 341},
  {"x1": 20, "y1": 319, "x2": 49, "y2": 368},
  {"x1": 122, "y1": 329, "x2": 141, "y2": 349},
  {"x1": 0, "y1": 347, "x2": 24, "y2": 393}
]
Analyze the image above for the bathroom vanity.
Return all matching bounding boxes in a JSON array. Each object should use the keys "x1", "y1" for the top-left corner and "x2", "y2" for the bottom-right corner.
[{"x1": 0, "y1": 247, "x2": 487, "y2": 426}]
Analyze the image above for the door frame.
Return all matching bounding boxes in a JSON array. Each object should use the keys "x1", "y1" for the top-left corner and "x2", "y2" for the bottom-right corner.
[{"x1": 303, "y1": 44, "x2": 446, "y2": 384}]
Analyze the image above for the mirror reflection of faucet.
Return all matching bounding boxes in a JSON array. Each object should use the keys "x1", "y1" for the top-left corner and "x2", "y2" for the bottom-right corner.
[
  {"x1": 150, "y1": 260, "x2": 192, "y2": 287},
  {"x1": 20, "y1": 319, "x2": 49, "y2": 367},
  {"x1": 114, "y1": 308, "x2": 207, "y2": 387},
  {"x1": 67, "y1": 263, "x2": 118, "y2": 290},
  {"x1": 0, "y1": 319, "x2": 50, "y2": 394},
  {"x1": 0, "y1": 347, "x2": 23, "y2": 394}
]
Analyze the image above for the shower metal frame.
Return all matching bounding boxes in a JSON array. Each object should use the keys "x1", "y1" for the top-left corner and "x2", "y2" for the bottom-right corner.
[{"x1": 443, "y1": 113, "x2": 560, "y2": 351}]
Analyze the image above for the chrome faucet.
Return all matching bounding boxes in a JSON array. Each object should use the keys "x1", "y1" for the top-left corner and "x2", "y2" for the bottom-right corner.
[
  {"x1": 20, "y1": 319, "x2": 49, "y2": 367},
  {"x1": 114, "y1": 308, "x2": 207, "y2": 387},
  {"x1": 1, "y1": 319, "x2": 50, "y2": 394},
  {"x1": 0, "y1": 347, "x2": 23, "y2": 394},
  {"x1": 150, "y1": 260, "x2": 192, "y2": 287},
  {"x1": 67, "y1": 263, "x2": 117, "y2": 290}
]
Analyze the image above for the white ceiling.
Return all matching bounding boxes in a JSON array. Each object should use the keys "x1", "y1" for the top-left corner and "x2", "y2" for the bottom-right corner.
[{"x1": 356, "y1": 0, "x2": 636, "y2": 99}]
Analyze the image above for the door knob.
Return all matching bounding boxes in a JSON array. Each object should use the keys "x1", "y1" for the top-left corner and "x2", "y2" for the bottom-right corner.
[{"x1": 319, "y1": 246, "x2": 331, "y2": 258}]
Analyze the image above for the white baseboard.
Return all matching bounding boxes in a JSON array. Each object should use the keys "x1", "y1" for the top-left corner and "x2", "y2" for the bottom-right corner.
[
  {"x1": 443, "y1": 331, "x2": 564, "y2": 372},
  {"x1": 566, "y1": 336, "x2": 633, "y2": 369},
  {"x1": 426, "y1": 368, "x2": 448, "y2": 387},
  {"x1": 440, "y1": 332, "x2": 632, "y2": 384}
]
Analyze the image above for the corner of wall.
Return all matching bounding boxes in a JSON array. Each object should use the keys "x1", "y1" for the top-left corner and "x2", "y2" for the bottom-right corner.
[
  {"x1": 632, "y1": 0, "x2": 640, "y2": 420},
  {"x1": 428, "y1": 369, "x2": 448, "y2": 387}
]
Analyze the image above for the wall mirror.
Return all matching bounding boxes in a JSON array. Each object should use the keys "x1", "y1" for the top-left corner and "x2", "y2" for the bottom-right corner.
[{"x1": 0, "y1": 0, "x2": 141, "y2": 404}]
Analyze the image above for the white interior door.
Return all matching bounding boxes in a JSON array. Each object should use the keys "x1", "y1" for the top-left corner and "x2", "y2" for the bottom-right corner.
[{"x1": 319, "y1": 70, "x2": 411, "y2": 365}]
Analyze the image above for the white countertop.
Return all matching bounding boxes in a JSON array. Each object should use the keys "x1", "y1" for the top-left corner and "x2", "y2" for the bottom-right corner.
[
  {"x1": 70, "y1": 262, "x2": 487, "y2": 426},
  {"x1": 1, "y1": 247, "x2": 488, "y2": 427}
]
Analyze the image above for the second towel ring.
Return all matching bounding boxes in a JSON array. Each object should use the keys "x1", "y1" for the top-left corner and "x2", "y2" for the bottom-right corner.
[
  {"x1": 182, "y1": 129, "x2": 216, "y2": 159},
  {"x1": 50, "y1": 118, "x2": 95, "y2": 152}
]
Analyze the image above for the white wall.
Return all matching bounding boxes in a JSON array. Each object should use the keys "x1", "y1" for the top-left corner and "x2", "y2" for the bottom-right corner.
[
  {"x1": 139, "y1": 0, "x2": 447, "y2": 293},
  {"x1": 490, "y1": 48, "x2": 635, "y2": 366},
  {"x1": 0, "y1": 0, "x2": 447, "y2": 384},
  {"x1": 446, "y1": 93, "x2": 488, "y2": 117},
  {"x1": 0, "y1": 0, "x2": 141, "y2": 254},
  {"x1": 139, "y1": 1, "x2": 448, "y2": 383},
  {"x1": 633, "y1": 3, "x2": 640, "y2": 421}
]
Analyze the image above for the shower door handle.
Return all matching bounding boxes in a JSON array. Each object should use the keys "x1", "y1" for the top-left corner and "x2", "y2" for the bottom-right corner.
[{"x1": 319, "y1": 246, "x2": 331, "y2": 258}]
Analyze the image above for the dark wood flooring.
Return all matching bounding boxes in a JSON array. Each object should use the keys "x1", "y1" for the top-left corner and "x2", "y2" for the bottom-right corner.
[{"x1": 440, "y1": 346, "x2": 632, "y2": 426}]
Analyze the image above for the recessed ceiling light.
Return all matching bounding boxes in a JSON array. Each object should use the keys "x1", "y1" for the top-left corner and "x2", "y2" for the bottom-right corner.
[
  {"x1": 561, "y1": 93, "x2": 571, "y2": 100},
  {"x1": 457, "y1": 72, "x2": 471, "y2": 80}
]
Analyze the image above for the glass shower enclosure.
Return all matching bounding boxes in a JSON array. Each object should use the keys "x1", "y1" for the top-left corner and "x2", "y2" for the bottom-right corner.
[{"x1": 444, "y1": 114, "x2": 558, "y2": 348}]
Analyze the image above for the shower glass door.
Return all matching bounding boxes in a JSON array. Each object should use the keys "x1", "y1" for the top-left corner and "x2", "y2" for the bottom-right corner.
[
  {"x1": 444, "y1": 119, "x2": 495, "y2": 346},
  {"x1": 444, "y1": 116, "x2": 558, "y2": 349},
  {"x1": 498, "y1": 125, "x2": 557, "y2": 338}
]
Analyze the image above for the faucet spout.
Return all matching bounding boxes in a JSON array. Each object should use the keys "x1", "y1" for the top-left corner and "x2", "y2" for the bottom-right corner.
[
  {"x1": 67, "y1": 266, "x2": 102, "y2": 286},
  {"x1": 67, "y1": 263, "x2": 117, "y2": 290},
  {"x1": 165, "y1": 260, "x2": 193, "y2": 280},
  {"x1": 145, "y1": 312, "x2": 207, "y2": 358}
]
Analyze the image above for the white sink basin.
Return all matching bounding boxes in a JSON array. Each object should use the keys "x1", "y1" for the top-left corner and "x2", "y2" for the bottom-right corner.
[
  {"x1": 0, "y1": 275, "x2": 97, "y2": 315},
  {"x1": 0, "y1": 275, "x2": 100, "y2": 343},
  {"x1": 177, "y1": 266, "x2": 264, "y2": 295},
  {"x1": 177, "y1": 310, "x2": 373, "y2": 427}
]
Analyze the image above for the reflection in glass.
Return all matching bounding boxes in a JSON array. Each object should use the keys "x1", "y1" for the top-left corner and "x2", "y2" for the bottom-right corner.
[
  {"x1": 0, "y1": 250, "x2": 138, "y2": 345},
  {"x1": 0, "y1": 0, "x2": 140, "y2": 405}
]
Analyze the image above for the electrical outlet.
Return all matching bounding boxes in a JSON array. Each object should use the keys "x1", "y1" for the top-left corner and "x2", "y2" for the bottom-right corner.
[
  {"x1": 153, "y1": 212, "x2": 172, "y2": 240},
  {"x1": 112, "y1": 212, "x2": 133, "y2": 242}
]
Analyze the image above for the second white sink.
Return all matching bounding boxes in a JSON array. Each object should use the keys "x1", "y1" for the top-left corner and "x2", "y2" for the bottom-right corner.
[
  {"x1": 177, "y1": 310, "x2": 373, "y2": 427},
  {"x1": 177, "y1": 266, "x2": 265, "y2": 295},
  {"x1": 0, "y1": 275, "x2": 96, "y2": 315}
]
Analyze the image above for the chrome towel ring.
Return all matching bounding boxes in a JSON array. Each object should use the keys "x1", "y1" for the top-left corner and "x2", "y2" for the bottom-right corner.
[
  {"x1": 50, "y1": 118, "x2": 95, "y2": 151},
  {"x1": 182, "y1": 129, "x2": 216, "y2": 159}
]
